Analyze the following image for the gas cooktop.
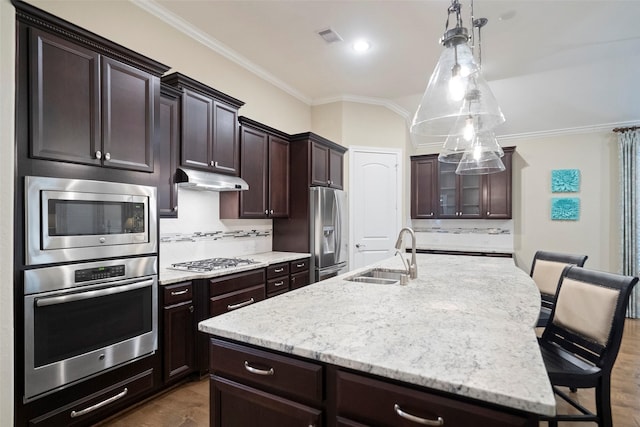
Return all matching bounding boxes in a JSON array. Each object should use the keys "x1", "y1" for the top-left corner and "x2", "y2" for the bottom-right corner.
[{"x1": 169, "y1": 257, "x2": 259, "y2": 272}]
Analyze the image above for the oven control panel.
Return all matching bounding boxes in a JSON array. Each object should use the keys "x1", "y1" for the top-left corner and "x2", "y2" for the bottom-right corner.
[{"x1": 75, "y1": 265, "x2": 126, "y2": 283}]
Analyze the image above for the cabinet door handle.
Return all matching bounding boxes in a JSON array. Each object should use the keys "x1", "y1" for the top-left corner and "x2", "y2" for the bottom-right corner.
[
  {"x1": 227, "y1": 298, "x2": 255, "y2": 311},
  {"x1": 95, "y1": 150, "x2": 102, "y2": 160},
  {"x1": 171, "y1": 289, "x2": 189, "y2": 296},
  {"x1": 393, "y1": 404, "x2": 443, "y2": 426},
  {"x1": 70, "y1": 388, "x2": 128, "y2": 418},
  {"x1": 104, "y1": 152, "x2": 111, "y2": 161},
  {"x1": 274, "y1": 281, "x2": 285, "y2": 287},
  {"x1": 487, "y1": 211, "x2": 490, "y2": 215},
  {"x1": 265, "y1": 210, "x2": 269, "y2": 215},
  {"x1": 274, "y1": 268, "x2": 284, "y2": 273},
  {"x1": 210, "y1": 160, "x2": 215, "y2": 167},
  {"x1": 244, "y1": 361, "x2": 274, "y2": 376},
  {"x1": 270, "y1": 209, "x2": 274, "y2": 215},
  {"x1": 296, "y1": 263, "x2": 305, "y2": 268},
  {"x1": 189, "y1": 305, "x2": 194, "y2": 313}
]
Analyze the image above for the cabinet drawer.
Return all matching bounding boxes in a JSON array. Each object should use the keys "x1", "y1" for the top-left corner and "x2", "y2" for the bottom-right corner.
[
  {"x1": 336, "y1": 370, "x2": 533, "y2": 427},
  {"x1": 29, "y1": 369, "x2": 154, "y2": 426},
  {"x1": 267, "y1": 262, "x2": 289, "y2": 279},
  {"x1": 267, "y1": 276, "x2": 290, "y2": 296},
  {"x1": 210, "y1": 285, "x2": 265, "y2": 316},
  {"x1": 211, "y1": 376, "x2": 322, "y2": 427},
  {"x1": 210, "y1": 338, "x2": 323, "y2": 405},
  {"x1": 163, "y1": 281, "x2": 193, "y2": 305},
  {"x1": 290, "y1": 258, "x2": 310, "y2": 274},
  {"x1": 209, "y1": 269, "x2": 265, "y2": 297},
  {"x1": 291, "y1": 271, "x2": 310, "y2": 290}
]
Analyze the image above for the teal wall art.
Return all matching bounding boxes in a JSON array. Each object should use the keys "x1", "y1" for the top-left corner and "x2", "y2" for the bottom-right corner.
[
  {"x1": 551, "y1": 197, "x2": 580, "y2": 221},
  {"x1": 551, "y1": 169, "x2": 580, "y2": 192}
]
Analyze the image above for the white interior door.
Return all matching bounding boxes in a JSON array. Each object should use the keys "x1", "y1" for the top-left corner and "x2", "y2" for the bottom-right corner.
[{"x1": 349, "y1": 147, "x2": 402, "y2": 270}]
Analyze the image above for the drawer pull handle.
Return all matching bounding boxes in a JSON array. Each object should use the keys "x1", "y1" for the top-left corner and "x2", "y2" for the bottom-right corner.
[
  {"x1": 244, "y1": 361, "x2": 274, "y2": 376},
  {"x1": 274, "y1": 268, "x2": 284, "y2": 273},
  {"x1": 296, "y1": 263, "x2": 305, "y2": 268},
  {"x1": 227, "y1": 298, "x2": 255, "y2": 311},
  {"x1": 70, "y1": 388, "x2": 128, "y2": 418},
  {"x1": 171, "y1": 289, "x2": 189, "y2": 296},
  {"x1": 274, "y1": 281, "x2": 285, "y2": 287},
  {"x1": 393, "y1": 404, "x2": 443, "y2": 426}
]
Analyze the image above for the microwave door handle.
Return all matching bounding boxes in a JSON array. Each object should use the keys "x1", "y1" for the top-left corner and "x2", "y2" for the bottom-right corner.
[{"x1": 35, "y1": 278, "x2": 154, "y2": 307}]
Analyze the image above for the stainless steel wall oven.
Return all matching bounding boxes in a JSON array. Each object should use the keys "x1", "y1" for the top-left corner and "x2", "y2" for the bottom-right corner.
[
  {"x1": 25, "y1": 176, "x2": 157, "y2": 265},
  {"x1": 23, "y1": 256, "x2": 158, "y2": 401},
  {"x1": 22, "y1": 176, "x2": 159, "y2": 402}
]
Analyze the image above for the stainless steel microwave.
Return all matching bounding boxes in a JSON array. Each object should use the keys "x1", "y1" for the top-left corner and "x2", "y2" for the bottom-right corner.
[{"x1": 25, "y1": 176, "x2": 157, "y2": 265}]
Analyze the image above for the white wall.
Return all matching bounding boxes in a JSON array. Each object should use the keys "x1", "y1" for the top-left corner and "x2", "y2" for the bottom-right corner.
[
  {"x1": 0, "y1": 0, "x2": 15, "y2": 423},
  {"x1": 510, "y1": 131, "x2": 620, "y2": 273}
]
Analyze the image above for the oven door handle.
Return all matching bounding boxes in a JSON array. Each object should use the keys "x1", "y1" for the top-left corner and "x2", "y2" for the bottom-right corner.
[{"x1": 35, "y1": 279, "x2": 154, "y2": 307}]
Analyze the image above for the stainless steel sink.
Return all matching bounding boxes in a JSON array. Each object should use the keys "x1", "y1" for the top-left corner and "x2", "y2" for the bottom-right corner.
[{"x1": 346, "y1": 268, "x2": 408, "y2": 285}]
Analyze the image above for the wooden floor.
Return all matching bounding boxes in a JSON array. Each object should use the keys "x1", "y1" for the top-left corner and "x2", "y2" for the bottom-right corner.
[{"x1": 96, "y1": 319, "x2": 640, "y2": 427}]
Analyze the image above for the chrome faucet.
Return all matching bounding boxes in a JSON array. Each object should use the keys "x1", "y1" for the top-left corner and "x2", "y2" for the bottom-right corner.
[{"x1": 394, "y1": 227, "x2": 417, "y2": 279}]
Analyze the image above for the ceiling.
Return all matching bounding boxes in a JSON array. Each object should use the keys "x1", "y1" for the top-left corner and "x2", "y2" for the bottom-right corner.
[{"x1": 139, "y1": 0, "x2": 640, "y2": 137}]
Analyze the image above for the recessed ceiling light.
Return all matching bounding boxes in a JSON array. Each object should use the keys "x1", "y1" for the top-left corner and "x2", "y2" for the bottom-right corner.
[{"x1": 353, "y1": 39, "x2": 371, "y2": 53}]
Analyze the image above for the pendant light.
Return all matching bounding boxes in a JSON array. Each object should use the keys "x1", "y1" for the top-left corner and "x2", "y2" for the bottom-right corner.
[
  {"x1": 454, "y1": 131, "x2": 506, "y2": 175},
  {"x1": 410, "y1": 0, "x2": 506, "y2": 175},
  {"x1": 453, "y1": 13, "x2": 505, "y2": 174},
  {"x1": 410, "y1": 1, "x2": 479, "y2": 137}
]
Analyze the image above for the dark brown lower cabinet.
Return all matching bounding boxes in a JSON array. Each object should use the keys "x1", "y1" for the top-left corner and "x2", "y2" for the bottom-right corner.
[
  {"x1": 290, "y1": 258, "x2": 310, "y2": 290},
  {"x1": 209, "y1": 338, "x2": 539, "y2": 427},
  {"x1": 210, "y1": 338, "x2": 323, "y2": 427},
  {"x1": 211, "y1": 377, "x2": 322, "y2": 427},
  {"x1": 336, "y1": 370, "x2": 535, "y2": 427},
  {"x1": 162, "y1": 282, "x2": 195, "y2": 382}
]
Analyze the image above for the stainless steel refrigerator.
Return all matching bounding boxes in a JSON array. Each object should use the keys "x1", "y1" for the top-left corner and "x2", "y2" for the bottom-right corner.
[{"x1": 309, "y1": 187, "x2": 348, "y2": 282}]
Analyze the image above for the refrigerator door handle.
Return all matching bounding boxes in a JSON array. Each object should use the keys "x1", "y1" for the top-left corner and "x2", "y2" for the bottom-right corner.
[{"x1": 334, "y1": 190, "x2": 341, "y2": 264}]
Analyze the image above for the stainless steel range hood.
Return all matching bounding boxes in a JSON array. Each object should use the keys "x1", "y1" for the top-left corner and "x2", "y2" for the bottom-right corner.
[{"x1": 175, "y1": 167, "x2": 248, "y2": 191}]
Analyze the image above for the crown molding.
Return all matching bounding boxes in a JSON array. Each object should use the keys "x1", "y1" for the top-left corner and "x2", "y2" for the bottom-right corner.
[
  {"x1": 496, "y1": 120, "x2": 640, "y2": 141},
  {"x1": 312, "y1": 94, "x2": 410, "y2": 118},
  {"x1": 130, "y1": 0, "x2": 311, "y2": 105}
]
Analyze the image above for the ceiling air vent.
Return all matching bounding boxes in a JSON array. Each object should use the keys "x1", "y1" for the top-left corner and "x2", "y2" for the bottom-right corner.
[{"x1": 317, "y1": 28, "x2": 343, "y2": 44}]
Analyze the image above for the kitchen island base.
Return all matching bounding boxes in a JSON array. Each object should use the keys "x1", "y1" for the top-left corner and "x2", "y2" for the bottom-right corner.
[{"x1": 209, "y1": 337, "x2": 538, "y2": 427}]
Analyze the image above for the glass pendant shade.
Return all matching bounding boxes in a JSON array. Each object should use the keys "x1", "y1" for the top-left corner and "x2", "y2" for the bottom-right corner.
[
  {"x1": 452, "y1": 73, "x2": 506, "y2": 137},
  {"x1": 410, "y1": 37, "x2": 478, "y2": 137},
  {"x1": 438, "y1": 129, "x2": 503, "y2": 164},
  {"x1": 455, "y1": 138, "x2": 506, "y2": 175}
]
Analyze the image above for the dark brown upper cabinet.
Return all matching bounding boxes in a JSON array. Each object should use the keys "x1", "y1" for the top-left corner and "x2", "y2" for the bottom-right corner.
[
  {"x1": 28, "y1": 27, "x2": 165, "y2": 172},
  {"x1": 484, "y1": 147, "x2": 514, "y2": 219},
  {"x1": 310, "y1": 140, "x2": 345, "y2": 189},
  {"x1": 161, "y1": 73, "x2": 245, "y2": 176},
  {"x1": 158, "y1": 84, "x2": 181, "y2": 218},
  {"x1": 411, "y1": 156, "x2": 438, "y2": 219},
  {"x1": 410, "y1": 147, "x2": 514, "y2": 220},
  {"x1": 220, "y1": 117, "x2": 290, "y2": 219}
]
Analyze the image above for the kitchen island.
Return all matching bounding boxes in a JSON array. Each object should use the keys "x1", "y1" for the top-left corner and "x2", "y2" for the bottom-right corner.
[{"x1": 199, "y1": 253, "x2": 556, "y2": 426}]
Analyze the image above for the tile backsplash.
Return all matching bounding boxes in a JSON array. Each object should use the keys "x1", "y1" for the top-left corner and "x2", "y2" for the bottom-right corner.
[
  {"x1": 159, "y1": 187, "x2": 272, "y2": 268},
  {"x1": 409, "y1": 218, "x2": 514, "y2": 253}
]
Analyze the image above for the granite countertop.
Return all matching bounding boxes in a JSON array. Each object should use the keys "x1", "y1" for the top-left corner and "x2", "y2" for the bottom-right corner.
[
  {"x1": 159, "y1": 251, "x2": 311, "y2": 285},
  {"x1": 198, "y1": 253, "x2": 555, "y2": 416}
]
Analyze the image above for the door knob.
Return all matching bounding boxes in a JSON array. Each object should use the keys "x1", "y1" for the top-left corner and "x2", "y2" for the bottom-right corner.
[{"x1": 355, "y1": 244, "x2": 366, "y2": 249}]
